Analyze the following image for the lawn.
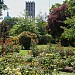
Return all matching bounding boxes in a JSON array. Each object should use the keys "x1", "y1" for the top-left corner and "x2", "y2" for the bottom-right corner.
[
  {"x1": 20, "y1": 50, "x2": 32, "y2": 55},
  {"x1": 19, "y1": 45, "x2": 47, "y2": 55}
]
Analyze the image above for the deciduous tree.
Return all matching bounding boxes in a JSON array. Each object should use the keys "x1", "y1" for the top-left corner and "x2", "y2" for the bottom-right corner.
[{"x1": 46, "y1": 3, "x2": 68, "y2": 38}]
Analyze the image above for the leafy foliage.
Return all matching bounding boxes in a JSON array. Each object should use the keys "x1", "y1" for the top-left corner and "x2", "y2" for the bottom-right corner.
[
  {"x1": 61, "y1": 16, "x2": 75, "y2": 46},
  {"x1": 50, "y1": 3, "x2": 61, "y2": 12},
  {"x1": 36, "y1": 15, "x2": 47, "y2": 35},
  {"x1": 36, "y1": 14, "x2": 52, "y2": 44},
  {"x1": 38, "y1": 34, "x2": 52, "y2": 45},
  {"x1": 9, "y1": 18, "x2": 38, "y2": 36},
  {"x1": 0, "y1": 44, "x2": 75, "y2": 74},
  {"x1": 9, "y1": 15, "x2": 50, "y2": 45},
  {"x1": 64, "y1": 0, "x2": 75, "y2": 16},
  {"x1": 0, "y1": 0, "x2": 7, "y2": 16},
  {"x1": 18, "y1": 31, "x2": 38, "y2": 50},
  {"x1": 46, "y1": 3, "x2": 68, "y2": 38},
  {"x1": 3, "y1": 17, "x2": 19, "y2": 29},
  {"x1": 0, "y1": 36, "x2": 20, "y2": 54}
]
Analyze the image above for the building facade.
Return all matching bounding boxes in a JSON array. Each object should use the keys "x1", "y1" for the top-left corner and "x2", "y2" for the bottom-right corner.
[{"x1": 25, "y1": 1, "x2": 35, "y2": 18}]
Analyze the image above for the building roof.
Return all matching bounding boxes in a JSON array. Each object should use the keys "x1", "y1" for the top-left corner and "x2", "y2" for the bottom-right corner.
[{"x1": 4, "y1": 11, "x2": 11, "y2": 19}]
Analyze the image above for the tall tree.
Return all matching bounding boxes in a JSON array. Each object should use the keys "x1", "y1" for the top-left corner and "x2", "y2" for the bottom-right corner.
[
  {"x1": 61, "y1": 16, "x2": 75, "y2": 46},
  {"x1": 3, "y1": 17, "x2": 19, "y2": 29},
  {"x1": 64, "y1": 0, "x2": 75, "y2": 17},
  {"x1": 46, "y1": 3, "x2": 68, "y2": 38},
  {"x1": 36, "y1": 15, "x2": 47, "y2": 35},
  {"x1": 9, "y1": 17, "x2": 38, "y2": 36},
  {"x1": 0, "y1": 0, "x2": 7, "y2": 16}
]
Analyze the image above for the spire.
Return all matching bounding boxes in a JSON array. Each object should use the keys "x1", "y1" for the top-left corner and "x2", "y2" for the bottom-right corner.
[
  {"x1": 7, "y1": 11, "x2": 9, "y2": 16},
  {"x1": 4, "y1": 10, "x2": 11, "y2": 19}
]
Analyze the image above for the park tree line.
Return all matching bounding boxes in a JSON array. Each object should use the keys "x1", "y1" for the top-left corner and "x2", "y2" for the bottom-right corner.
[
  {"x1": 0, "y1": 0, "x2": 75, "y2": 48},
  {"x1": 46, "y1": 0, "x2": 75, "y2": 47}
]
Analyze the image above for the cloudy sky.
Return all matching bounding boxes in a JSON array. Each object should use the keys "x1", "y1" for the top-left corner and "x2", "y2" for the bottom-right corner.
[{"x1": 2, "y1": 0, "x2": 65, "y2": 18}]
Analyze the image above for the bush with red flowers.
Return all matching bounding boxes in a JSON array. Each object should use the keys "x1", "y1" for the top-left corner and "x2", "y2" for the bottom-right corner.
[{"x1": 0, "y1": 36, "x2": 20, "y2": 54}]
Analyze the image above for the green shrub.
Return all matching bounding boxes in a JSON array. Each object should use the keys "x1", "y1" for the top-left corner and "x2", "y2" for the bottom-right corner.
[
  {"x1": 0, "y1": 36, "x2": 20, "y2": 54},
  {"x1": 18, "y1": 31, "x2": 38, "y2": 50},
  {"x1": 30, "y1": 42, "x2": 40, "y2": 57},
  {"x1": 25, "y1": 55, "x2": 34, "y2": 62},
  {"x1": 38, "y1": 34, "x2": 52, "y2": 45},
  {"x1": 19, "y1": 35, "x2": 31, "y2": 50}
]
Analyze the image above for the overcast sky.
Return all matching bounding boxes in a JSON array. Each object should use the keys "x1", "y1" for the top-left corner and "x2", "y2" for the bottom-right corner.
[{"x1": 2, "y1": 0, "x2": 65, "y2": 18}]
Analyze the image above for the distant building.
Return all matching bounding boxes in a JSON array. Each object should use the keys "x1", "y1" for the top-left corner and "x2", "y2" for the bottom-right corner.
[
  {"x1": 25, "y1": 1, "x2": 35, "y2": 18},
  {"x1": 4, "y1": 11, "x2": 11, "y2": 19}
]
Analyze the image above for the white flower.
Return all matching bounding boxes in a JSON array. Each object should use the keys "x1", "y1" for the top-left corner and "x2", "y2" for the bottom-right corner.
[
  {"x1": 16, "y1": 68, "x2": 20, "y2": 71},
  {"x1": 16, "y1": 72, "x2": 22, "y2": 75},
  {"x1": 5, "y1": 67, "x2": 11, "y2": 71},
  {"x1": 9, "y1": 71, "x2": 12, "y2": 74},
  {"x1": 13, "y1": 69, "x2": 16, "y2": 71},
  {"x1": 54, "y1": 69, "x2": 56, "y2": 71},
  {"x1": 26, "y1": 71, "x2": 29, "y2": 73}
]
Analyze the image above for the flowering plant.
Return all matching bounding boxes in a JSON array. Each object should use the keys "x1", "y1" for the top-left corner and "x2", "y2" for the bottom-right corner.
[{"x1": 0, "y1": 36, "x2": 20, "y2": 54}]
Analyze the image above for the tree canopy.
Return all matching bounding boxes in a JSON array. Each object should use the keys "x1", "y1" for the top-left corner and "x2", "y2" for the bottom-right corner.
[
  {"x1": 0, "y1": 0, "x2": 7, "y2": 16},
  {"x1": 46, "y1": 3, "x2": 68, "y2": 38},
  {"x1": 46, "y1": 0, "x2": 75, "y2": 38}
]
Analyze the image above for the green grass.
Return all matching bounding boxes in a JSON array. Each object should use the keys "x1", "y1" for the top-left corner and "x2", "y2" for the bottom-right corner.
[
  {"x1": 20, "y1": 50, "x2": 32, "y2": 55},
  {"x1": 19, "y1": 45, "x2": 47, "y2": 55},
  {"x1": 37, "y1": 45, "x2": 47, "y2": 49},
  {"x1": 20, "y1": 44, "x2": 75, "y2": 56},
  {"x1": 20, "y1": 50, "x2": 28, "y2": 55}
]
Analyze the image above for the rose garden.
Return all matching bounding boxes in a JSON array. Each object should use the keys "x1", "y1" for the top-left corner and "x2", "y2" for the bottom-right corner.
[{"x1": 0, "y1": 0, "x2": 75, "y2": 75}]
